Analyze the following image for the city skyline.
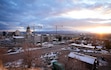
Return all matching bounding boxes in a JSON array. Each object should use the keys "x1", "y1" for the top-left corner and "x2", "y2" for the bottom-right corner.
[{"x1": 0, "y1": 0, "x2": 111, "y2": 34}]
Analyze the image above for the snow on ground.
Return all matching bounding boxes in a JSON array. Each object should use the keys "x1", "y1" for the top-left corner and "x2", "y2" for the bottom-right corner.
[
  {"x1": 27, "y1": 68, "x2": 43, "y2": 70},
  {"x1": 5, "y1": 59, "x2": 23, "y2": 68},
  {"x1": 40, "y1": 52, "x2": 59, "y2": 67},
  {"x1": 98, "y1": 58, "x2": 108, "y2": 66},
  {"x1": 83, "y1": 50, "x2": 94, "y2": 53},
  {"x1": 42, "y1": 42, "x2": 54, "y2": 48},
  {"x1": 75, "y1": 48, "x2": 80, "y2": 52},
  {"x1": 41, "y1": 52, "x2": 58, "y2": 60},
  {"x1": 7, "y1": 47, "x2": 41, "y2": 55},
  {"x1": 100, "y1": 50, "x2": 109, "y2": 54},
  {"x1": 61, "y1": 48, "x2": 67, "y2": 50},
  {"x1": 5, "y1": 59, "x2": 44, "y2": 69},
  {"x1": 25, "y1": 47, "x2": 41, "y2": 51}
]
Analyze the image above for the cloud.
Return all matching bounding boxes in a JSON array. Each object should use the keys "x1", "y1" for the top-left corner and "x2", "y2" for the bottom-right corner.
[
  {"x1": 60, "y1": 8, "x2": 111, "y2": 19},
  {"x1": 0, "y1": 0, "x2": 111, "y2": 33}
]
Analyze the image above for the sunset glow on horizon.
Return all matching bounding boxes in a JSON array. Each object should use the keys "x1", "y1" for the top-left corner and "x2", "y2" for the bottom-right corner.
[{"x1": 84, "y1": 26, "x2": 111, "y2": 34}]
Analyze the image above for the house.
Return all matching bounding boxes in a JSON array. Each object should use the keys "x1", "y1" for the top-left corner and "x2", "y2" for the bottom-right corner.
[{"x1": 13, "y1": 36, "x2": 24, "y2": 44}]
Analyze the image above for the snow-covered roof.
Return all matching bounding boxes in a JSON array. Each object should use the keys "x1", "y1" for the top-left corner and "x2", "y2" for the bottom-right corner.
[
  {"x1": 68, "y1": 52, "x2": 96, "y2": 64},
  {"x1": 13, "y1": 36, "x2": 24, "y2": 39},
  {"x1": 37, "y1": 34, "x2": 41, "y2": 36},
  {"x1": 96, "y1": 46, "x2": 103, "y2": 49},
  {"x1": 70, "y1": 43, "x2": 95, "y2": 49}
]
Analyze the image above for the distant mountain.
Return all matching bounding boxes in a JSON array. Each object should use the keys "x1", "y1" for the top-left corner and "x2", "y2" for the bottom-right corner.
[
  {"x1": 33, "y1": 30, "x2": 84, "y2": 34},
  {"x1": 21, "y1": 30, "x2": 81, "y2": 35}
]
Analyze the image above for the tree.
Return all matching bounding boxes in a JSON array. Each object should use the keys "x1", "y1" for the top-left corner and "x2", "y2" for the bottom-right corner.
[
  {"x1": 104, "y1": 40, "x2": 111, "y2": 50},
  {"x1": 22, "y1": 42, "x2": 35, "y2": 68},
  {"x1": 2, "y1": 31, "x2": 6, "y2": 36},
  {"x1": 56, "y1": 35, "x2": 62, "y2": 41},
  {"x1": 21, "y1": 41, "x2": 48, "y2": 69}
]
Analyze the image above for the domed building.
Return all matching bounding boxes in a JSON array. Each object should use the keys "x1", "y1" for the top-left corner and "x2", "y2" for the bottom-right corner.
[
  {"x1": 26, "y1": 26, "x2": 32, "y2": 35},
  {"x1": 15, "y1": 30, "x2": 20, "y2": 36},
  {"x1": 25, "y1": 26, "x2": 33, "y2": 42}
]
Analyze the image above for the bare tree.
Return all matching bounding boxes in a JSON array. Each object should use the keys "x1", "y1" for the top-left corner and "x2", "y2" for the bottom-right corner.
[
  {"x1": 21, "y1": 42, "x2": 46, "y2": 70},
  {"x1": 22, "y1": 42, "x2": 35, "y2": 68}
]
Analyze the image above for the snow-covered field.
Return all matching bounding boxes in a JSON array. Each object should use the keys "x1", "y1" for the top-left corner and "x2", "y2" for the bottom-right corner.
[
  {"x1": 7, "y1": 47, "x2": 41, "y2": 55},
  {"x1": 5, "y1": 59, "x2": 23, "y2": 68},
  {"x1": 6, "y1": 43, "x2": 54, "y2": 55}
]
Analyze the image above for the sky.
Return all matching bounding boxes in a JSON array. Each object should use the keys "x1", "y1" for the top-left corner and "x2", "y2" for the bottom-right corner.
[{"x1": 0, "y1": 0, "x2": 111, "y2": 34}]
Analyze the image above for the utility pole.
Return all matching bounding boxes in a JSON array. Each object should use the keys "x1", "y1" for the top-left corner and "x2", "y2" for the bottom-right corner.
[
  {"x1": 55, "y1": 25, "x2": 63, "y2": 37},
  {"x1": 56, "y1": 25, "x2": 57, "y2": 36},
  {"x1": 33, "y1": 25, "x2": 35, "y2": 35}
]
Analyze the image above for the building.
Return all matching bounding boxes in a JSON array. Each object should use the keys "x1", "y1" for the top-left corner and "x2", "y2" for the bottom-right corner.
[
  {"x1": 15, "y1": 30, "x2": 20, "y2": 36},
  {"x1": 13, "y1": 36, "x2": 24, "y2": 44},
  {"x1": 26, "y1": 26, "x2": 32, "y2": 35}
]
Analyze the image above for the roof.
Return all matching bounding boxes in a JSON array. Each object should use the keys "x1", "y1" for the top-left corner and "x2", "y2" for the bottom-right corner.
[
  {"x1": 13, "y1": 36, "x2": 24, "y2": 39},
  {"x1": 68, "y1": 52, "x2": 96, "y2": 64},
  {"x1": 96, "y1": 46, "x2": 103, "y2": 49},
  {"x1": 70, "y1": 43, "x2": 95, "y2": 49}
]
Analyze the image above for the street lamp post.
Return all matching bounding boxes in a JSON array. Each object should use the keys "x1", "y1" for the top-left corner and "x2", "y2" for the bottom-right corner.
[{"x1": 56, "y1": 25, "x2": 57, "y2": 37}]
